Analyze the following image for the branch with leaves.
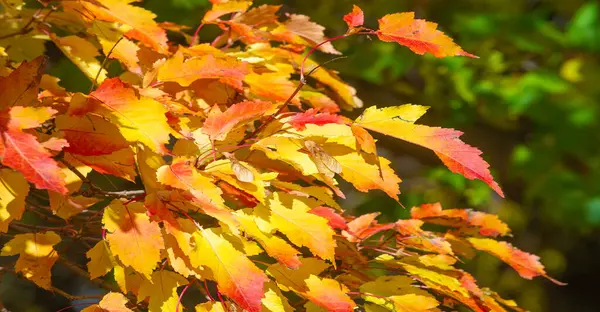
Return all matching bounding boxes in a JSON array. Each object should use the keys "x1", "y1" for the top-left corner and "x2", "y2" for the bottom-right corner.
[{"x1": 0, "y1": 1, "x2": 561, "y2": 312}]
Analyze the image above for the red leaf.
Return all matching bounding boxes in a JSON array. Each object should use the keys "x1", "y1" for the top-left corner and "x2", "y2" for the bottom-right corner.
[
  {"x1": 309, "y1": 206, "x2": 347, "y2": 230},
  {"x1": 288, "y1": 109, "x2": 346, "y2": 131},
  {"x1": 0, "y1": 130, "x2": 67, "y2": 194},
  {"x1": 377, "y1": 12, "x2": 477, "y2": 58},
  {"x1": 343, "y1": 5, "x2": 364, "y2": 28},
  {"x1": 202, "y1": 100, "x2": 275, "y2": 140}
]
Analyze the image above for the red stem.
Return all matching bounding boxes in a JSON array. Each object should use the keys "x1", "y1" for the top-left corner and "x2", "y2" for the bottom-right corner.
[
  {"x1": 176, "y1": 279, "x2": 196, "y2": 312},
  {"x1": 300, "y1": 34, "x2": 348, "y2": 81},
  {"x1": 190, "y1": 23, "x2": 204, "y2": 46}
]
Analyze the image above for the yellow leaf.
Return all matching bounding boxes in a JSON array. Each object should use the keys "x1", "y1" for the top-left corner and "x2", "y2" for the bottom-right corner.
[
  {"x1": 1, "y1": 231, "x2": 61, "y2": 289},
  {"x1": 266, "y1": 257, "x2": 330, "y2": 293},
  {"x1": 262, "y1": 281, "x2": 294, "y2": 312},
  {"x1": 403, "y1": 264, "x2": 469, "y2": 297},
  {"x1": 91, "y1": 21, "x2": 142, "y2": 75},
  {"x1": 114, "y1": 265, "x2": 144, "y2": 295},
  {"x1": 0, "y1": 168, "x2": 29, "y2": 232},
  {"x1": 195, "y1": 302, "x2": 227, "y2": 312},
  {"x1": 135, "y1": 144, "x2": 166, "y2": 192},
  {"x1": 86, "y1": 240, "x2": 117, "y2": 280},
  {"x1": 51, "y1": 35, "x2": 107, "y2": 83},
  {"x1": 102, "y1": 201, "x2": 164, "y2": 278},
  {"x1": 304, "y1": 275, "x2": 356, "y2": 312},
  {"x1": 236, "y1": 209, "x2": 302, "y2": 269},
  {"x1": 256, "y1": 192, "x2": 336, "y2": 263},
  {"x1": 81, "y1": 292, "x2": 133, "y2": 312},
  {"x1": 190, "y1": 228, "x2": 269, "y2": 312},
  {"x1": 138, "y1": 270, "x2": 188, "y2": 312},
  {"x1": 90, "y1": 78, "x2": 173, "y2": 154}
]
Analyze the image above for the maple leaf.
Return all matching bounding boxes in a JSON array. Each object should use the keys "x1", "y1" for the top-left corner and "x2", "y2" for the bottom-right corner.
[
  {"x1": 0, "y1": 56, "x2": 45, "y2": 109},
  {"x1": 157, "y1": 52, "x2": 249, "y2": 89},
  {"x1": 411, "y1": 202, "x2": 511, "y2": 237},
  {"x1": 356, "y1": 105, "x2": 503, "y2": 197},
  {"x1": 468, "y1": 238, "x2": 564, "y2": 284},
  {"x1": 304, "y1": 275, "x2": 356, "y2": 312},
  {"x1": 236, "y1": 209, "x2": 302, "y2": 269},
  {"x1": 0, "y1": 107, "x2": 67, "y2": 194},
  {"x1": 89, "y1": 78, "x2": 172, "y2": 154},
  {"x1": 255, "y1": 192, "x2": 336, "y2": 263},
  {"x1": 273, "y1": 14, "x2": 341, "y2": 55},
  {"x1": 138, "y1": 270, "x2": 188, "y2": 312},
  {"x1": 68, "y1": 0, "x2": 169, "y2": 53},
  {"x1": 203, "y1": 0, "x2": 252, "y2": 22},
  {"x1": 189, "y1": 228, "x2": 269, "y2": 312},
  {"x1": 309, "y1": 206, "x2": 347, "y2": 230},
  {"x1": 1, "y1": 231, "x2": 61, "y2": 289},
  {"x1": 81, "y1": 292, "x2": 133, "y2": 312},
  {"x1": 266, "y1": 257, "x2": 331, "y2": 293},
  {"x1": 70, "y1": 148, "x2": 137, "y2": 182},
  {"x1": 343, "y1": 5, "x2": 364, "y2": 28},
  {"x1": 202, "y1": 100, "x2": 276, "y2": 140},
  {"x1": 90, "y1": 21, "x2": 142, "y2": 76},
  {"x1": 288, "y1": 109, "x2": 347, "y2": 131},
  {"x1": 343, "y1": 213, "x2": 395, "y2": 242},
  {"x1": 377, "y1": 12, "x2": 477, "y2": 58},
  {"x1": 57, "y1": 114, "x2": 129, "y2": 156},
  {"x1": 102, "y1": 201, "x2": 164, "y2": 278},
  {"x1": 0, "y1": 168, "x2": 29, "y2": 232},
  {"x1": 51, "y1": 34, "x2": 107, "y2": 83},
  {"x1": 86, "y1": 240, "x2": 116, "y2": 280},
  {"x1": 244, "y1": 72, "x2": 301, "y2": 105}
]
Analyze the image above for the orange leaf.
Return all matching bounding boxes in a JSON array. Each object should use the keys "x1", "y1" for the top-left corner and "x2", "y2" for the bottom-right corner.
[
  {"x1": 304, "y1": 275, "x2": 356, "y2": 312},
  {"x1": 190, "y1": 228, "x2": 269, "y2": 312},
  {"x1": 468, "y1": 238, "x2": 564, "y2": 284},
  {"x1": 244, "y1": 72, "x2": 300, "y2": 105},
  {"x1": 72, "y1": 0, "x2": 169, "y2": 53},
  {"x1": 343, "y1": 213, "x2": 395, "y2": 242},
  {"x1": 356, "y1": 106, "x2": 503, "y2": 197},
  {"x1": 202, "y1": 100, "x2": 275, "y2": 141},
  {"x1": 309, "y1": 206, "x2": 347, "y2": 230},
  {"x1": 70, "y1": 148, "x2": 137, "y2": 182},
  {"x1": 90, "y1": 78, "x2": 172, "y2": 154},
  {"x1": 203, "y1": 0, "x2": 252, "y2": 22},
  {"x1": 0, "y1": 56, "x2": 45, "y2": 110},
  {"x1": 102, "y1": 201, "x2": 164, "y2": 278},
  {"x1": 57, "y1": 115, "x2": 129, "y2": 156},
  {"x1": 81, "y1": 292, "x2": 133, "y2": 312},
  {"x1": 411, "y1": 202, "x2": 511, "y2": 237},
  {"x1": 343, "y1": 5, "x2": 364, "y2": 28},
  {"x1": 273, "y1": 14, "x2": 341, "y2": 55},
  {"x1": 157, "y1": 52, "x2": 248, "y2": 89},
  {"x1": 288, "y1": 109, "x2": 346, "y2": 131},
  {"x1": 377, "y1": 12, "x2": 477, "y2": 58}
]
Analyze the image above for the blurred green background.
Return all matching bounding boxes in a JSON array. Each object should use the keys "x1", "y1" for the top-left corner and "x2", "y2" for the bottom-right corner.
[{"x1": 2, "y1": 0, "x2": 599, "y2": 311}]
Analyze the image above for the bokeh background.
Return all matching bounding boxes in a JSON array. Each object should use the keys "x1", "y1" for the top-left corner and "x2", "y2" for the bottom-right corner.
[{"x1": 1, "y1": 0, "x2": 599, "y2": 311}]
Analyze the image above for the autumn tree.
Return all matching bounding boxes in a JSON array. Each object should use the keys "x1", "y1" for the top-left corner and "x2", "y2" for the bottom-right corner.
[{"x1": 0, "y1": 1, "x2": 561, "y2": 311}]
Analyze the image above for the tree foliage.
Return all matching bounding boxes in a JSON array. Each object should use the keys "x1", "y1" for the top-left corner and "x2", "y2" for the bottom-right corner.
[{"x1": 0, "y1": 1, "x2": 561, "y2": 311}]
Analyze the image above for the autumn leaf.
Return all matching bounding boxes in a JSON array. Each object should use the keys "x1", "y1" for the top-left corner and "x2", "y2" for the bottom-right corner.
[
  {"x1": 51, "y1": 34, "x2": 107, "y2": 83},
  {"x1": 0, "y1": 168, "x2": 29, "y2": 232},
  {"x1": 244, "y1": 72, "x2": 300, "y2": 105},
  {"x1": 70, "y1": 148, "x2": 137, "y2": 182},
  {"x1": 157, "y1": 52, "x2": 248, "y2": 89},
  {"x1": 273, "y1": 14, "x2": 341, "y2": 55},
  {"x1": 468, "y1": 238, "x2": 564, "y2": 284},
  {"x1": 236, "y1": 209, "x2": 302, "y2": 269},
  {"x1": 288, "y1": 109, "x2": 347, "y2": 131},
  {"x1": 411, "y1": 202, "x2": 510, "y2": 237},
  {"x1": 266, "y1": 257, "x2": 330, "y2": 293},
  {"x1": 0, "y1": 56, "x2": 45, "y2": 109},
  {"x1": 1, "y1": 231, "x2": 61, "y2": 289},
  {"x1": 56, "y1": 114, "x2": 129, "y2": 156},
  {"x1": 203, "y1": 0, "x2": 252, "y2": 22},
  {"x1": 255, "y1": 192, "x2": 336, "y2": 263},
  {"x1": 91, "y1": 21, "x2": 142, "y2": 76},
  {"x1": 86, "y1": 240, "x2": 117, "y2": 280},
  {"x1": 138, "y1": 270, "x2": 188, "y2": 312},
  {"x1": 342, "y1": 213, "x2": 395, "y2": 242},
  {"x1": 90, "y1": 78, "x2": 172, "y2": 154},
  {"x1": 343, "y1": 5, "x2": 364, "y2": 29},
  {"x1": 309, "y1": 206, "x2": 347, "y2": 230},
  {"x1": 202, "y1": 100, "x2": 276, "y2": 140},
  {"x1": 0, "y1": 107, "x2": 67, "y2": 194},
  {"x1": 304, "y1": 275, "x2": 356, "y2": 312},
  {"x1": 189, "y1": 228, "x2": 269, "y2": 312},
  {"x1": 356, "y1": 105, "x2": 503, "y2": 197},
  {"x1": 69, "y1": 0, "x2": 169, "y2": 53},
  {"x1": 102, "y1": 201, "x2": 164, "y2": 278},
  {"x1": 376, "y1": 12, "x2": 477, "y2": 58},
  {"x1": 81, "y1": 292, "x2": 133, "y2": 312}
]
